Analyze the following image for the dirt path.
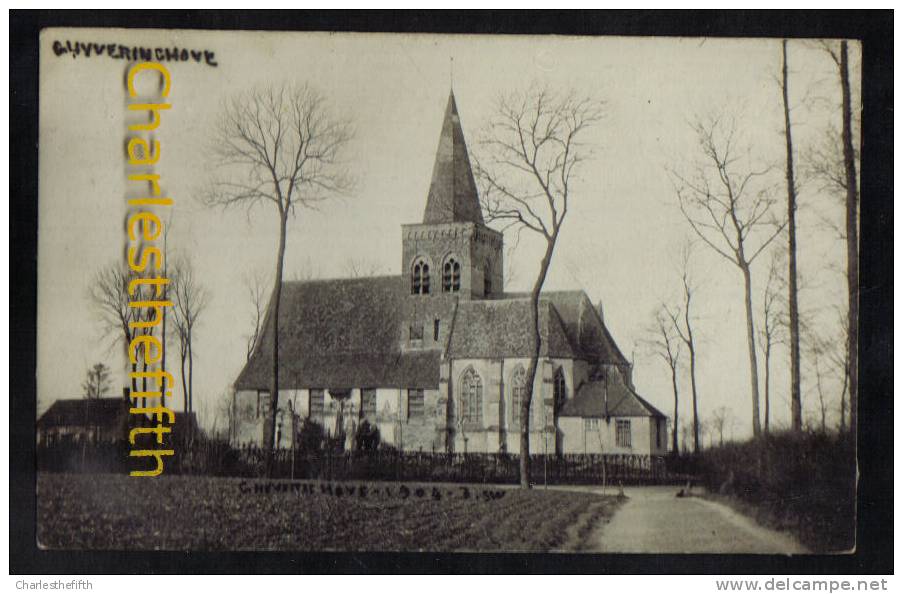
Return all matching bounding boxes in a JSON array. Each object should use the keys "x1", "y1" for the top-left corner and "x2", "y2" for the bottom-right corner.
[{"x1": 565, "y1": 485, "x2": 808, "y2": 554}]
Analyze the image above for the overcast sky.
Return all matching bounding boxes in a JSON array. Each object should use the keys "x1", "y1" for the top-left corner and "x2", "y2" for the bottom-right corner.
[{"x1": 38, "y1": 30, "x2": 860, "y2": 440}]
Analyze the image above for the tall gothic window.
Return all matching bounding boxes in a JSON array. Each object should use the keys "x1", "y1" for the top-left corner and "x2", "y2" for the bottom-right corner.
[
  {"x1": 459, "y1": 367, "x2": 482, "y2": 426},
  {"x1": 484, "y1": 261, "x2": 492, "y2": 296},
  {"x1": 510, "y1": 366, "x2": 526, "y2": 426},
  {"x1": 553, "y1": 367, "x2": 567, "y2": 413},
  {"x1": 443, "y1": 257, "x2": 460, "y2": 293},
  {"x1": 411, "y1": 259, "x2": 430, "y2": 295}
]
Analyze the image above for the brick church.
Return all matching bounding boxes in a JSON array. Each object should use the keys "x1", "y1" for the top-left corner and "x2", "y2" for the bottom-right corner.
[{"x1": 233, "y1": 91, "x2": 667, "y2": 456}]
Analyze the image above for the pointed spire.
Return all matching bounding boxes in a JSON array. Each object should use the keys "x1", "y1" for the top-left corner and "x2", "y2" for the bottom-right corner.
[{"x1": 422, "y1": 90, "x2": 484, "y2": 225}]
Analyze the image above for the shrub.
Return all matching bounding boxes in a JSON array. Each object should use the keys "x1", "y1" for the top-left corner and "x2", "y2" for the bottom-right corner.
[
  {"x1": 296, "y1": 418, "x2": 326, "y2": 453},
  {"x1": 354, "y1": 420, "x2": 381, "y2": 451},
  {"x1": 692, "y1": 430, "x2": 856, "y2": 552}
]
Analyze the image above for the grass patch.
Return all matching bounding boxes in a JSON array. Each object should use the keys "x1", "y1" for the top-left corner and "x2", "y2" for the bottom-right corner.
[{"x1": 37, "y1": 473, "x2": 621, "y2": 552}]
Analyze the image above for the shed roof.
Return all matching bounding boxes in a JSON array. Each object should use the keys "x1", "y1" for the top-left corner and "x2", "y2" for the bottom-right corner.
[
  {"x1": 37, "y1": 398, "x2": 129, "y2": 430},
  {"x1": 559, "y1": 380, "x2": 666, "y2": 418}
]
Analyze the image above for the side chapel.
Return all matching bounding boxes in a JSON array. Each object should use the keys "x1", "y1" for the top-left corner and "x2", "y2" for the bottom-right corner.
[{"x1": 233, "y1": 91, "x2": 667, "y2": 456}]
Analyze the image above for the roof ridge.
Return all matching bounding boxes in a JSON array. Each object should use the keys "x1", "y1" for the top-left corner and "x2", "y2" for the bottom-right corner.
[{"x1": 283, "y1": 274, "x2": 401, "y2": 286}]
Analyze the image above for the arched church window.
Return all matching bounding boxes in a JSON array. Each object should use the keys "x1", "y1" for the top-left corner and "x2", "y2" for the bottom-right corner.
[
  {"x1": 553, "y1": 367, "x2": 567, "y2": 414},
  {"x1": 510, "y1": 366, "x2": 526, "y2": 425},
  {"x1": 459, "y1": 367, "x2": 483, "y2": 426},
  {"x1": 484, "y1": 260, "x2": 493, "y2": 296},
  {"x1": 411, "y1": 259, "x2": 430, "y2": 295},
  {"x1": 443, "y1": 257, "x2": 460, "y2": 293}
]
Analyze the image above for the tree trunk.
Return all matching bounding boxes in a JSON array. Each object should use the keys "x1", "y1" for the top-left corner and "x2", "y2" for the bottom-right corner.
[
  {"x1": 179, "y1": 345, "x2": 188, "y2": 414},
  {"x1": 686, "y1": 317, "x2": 700, "y2": 454},
  {"x1": 839, "y1": 40, "x2": 859, "y2": 442},
  {"x1": 520, "y1": 236, "x2": 557, "y2": 488},
  {"x1": 839, "y1": 357, "x2": 849, "y2": 433},
  {"x1": 266, "y1": 212, "x2": 289, "y2": 476},
  {"x1": 188, "y1": 327, "x2": 194, "y2": 439},
  {"x1": 741, "y1": 262, "x2": 762, "y2": 436},
  {"x1": 161, "y1": 293, "x2": 167, "y2": 409},
  {"x1": 763, "y1": 342, "x2": 771, "y2": 434},
  {"x1": 670, "y1": 365, "x2": 679, "y2": 454},
  {"x1": 783, "y1": 39, "x2": 803, "y2": 433}
]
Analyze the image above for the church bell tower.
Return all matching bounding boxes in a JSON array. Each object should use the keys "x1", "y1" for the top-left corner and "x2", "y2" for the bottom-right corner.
[{"x1": 401, "y1": 91, "x2": 504, "y2": 303}]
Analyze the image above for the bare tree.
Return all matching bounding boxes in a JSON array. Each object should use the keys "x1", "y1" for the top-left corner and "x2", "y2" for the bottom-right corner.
[
  {"x1": 475, "y1": 85, "x2": 604, "y2": 487},
  {"x1": 669, "y1": 113, "x2": 785, "y2": 437},
  {"x1": 759, "y1": 249, "x2": 786, "y2": 434},
  {"x1": 679, "y1": 420, "x2": 693, "y2": 454},
  {"x1": 829, "y1": 307, "x2": 851, "y2": 433},
  {"x1": 645, "y1": 306, "x2": 682, "y2": 454},
  {"x1": 88, "y1": 264, "x2": 141, "y2": 393},
  {"x1": 242, "y1": 270, "x2": 271, "y2": 363},
  {"x1": 780, "y1": 39, "x2": 804, "y2": 433},
  {"x1": 82, "y1": 363, "x2": 111, "y2": 399},
  {"x1": 665, "y1": 242, "x2": 701, "y2": 453},
  {"x1": 343, "y1": 257, "x2": 386, "y2": 278},
  {"x1": 212, "y1": 390, "x2": 237, "y2": 443},
  {"x1": 709, "y1": 406, "x2": 733, "y2": 448},
  {"x1": 170, "y1": 255, "x2": 210, "y2": 419},
  {"x1": 810, "y1": 41, "x2": 860, "y2": 438},
  {"x1": 203, "y1": 84, "x2": 354, "y2": 470}
]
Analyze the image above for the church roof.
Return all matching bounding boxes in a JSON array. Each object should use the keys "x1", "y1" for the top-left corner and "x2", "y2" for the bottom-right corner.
[
  {"x1": 494, "y1": 290, "x2": 630, "y2": 365},
  {"x1": 559, "y1": 380, "x2": 666, "y2": 418},
  {"x1": 445, "y1": 298, "x2": 577, "y2": 359},
  {"x1": 422, "y1": 91, "x2": 484, "y2": 225},
  {"x1": 234, "y1": 277, "x2": 441, "y2": 391},
  {"x1": 234, "y1": 280, "x2": 631, "y2": 392}
]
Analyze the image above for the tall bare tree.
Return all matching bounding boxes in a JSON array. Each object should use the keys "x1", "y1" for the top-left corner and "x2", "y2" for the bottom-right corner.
[
  {"x1": 646, "y1": 306, "x2": 682, "y2": 454},
  {"x1": 170, "y1": 255, "x2": 210, "y2": 419},
  {"x1": 88, "y1": 264, "x2": 141, "y2": 393},
  {"x1": 203, "y1": 84, "x2": 354, "y2": 469},
  {"x1": 814, "y1": 41, "x2": 859, "y2": 439},
  {"x1": 780, "y1": 39, "x2": 804, "y2": 432},
  {"x1": 759, "y1": 250, "x2": 786, "y2": 434},
  {"x1": 475, "y1": 86, "x2": 604, "y2": 487},
  {"x1": 670, "y1": 113, "x2": 785, "y2": 437},
  {"x1": 665, "y1": 243, "x2": 701, "y2": 453}
]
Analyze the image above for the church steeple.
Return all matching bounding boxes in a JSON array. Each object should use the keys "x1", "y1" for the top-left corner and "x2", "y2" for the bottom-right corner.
[{"x1": 422, "y1": 91, "x2": 484, "y2": 225}]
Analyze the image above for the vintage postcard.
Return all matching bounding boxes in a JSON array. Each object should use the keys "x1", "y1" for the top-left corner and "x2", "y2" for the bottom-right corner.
[{"x1": 34, "y1": 26, "x2": 863, "y2": 556}]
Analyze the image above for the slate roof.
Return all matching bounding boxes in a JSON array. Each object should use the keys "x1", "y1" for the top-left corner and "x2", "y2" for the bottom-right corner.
[
  {"x1": 446, "y1": 298, "x2": 577, "y2": 359},
  {"x1": 559, "y1": 380, "x2": 666, "y2": 418},
  {"x1": 494, "y1": 290, "x2": 630, "y2": 365},
  {"x1": 234, "y1": 277, "x2": 441, "y2": 391},
  {"x1": 37, "y1": 398, "x2": 129, "y2": 430},
  {"x1": 235, "y1": 278, "x2": 633, "y2": 392},
  {"x1": 422, "y1": 91, "x2": 484, "y2": 225}
]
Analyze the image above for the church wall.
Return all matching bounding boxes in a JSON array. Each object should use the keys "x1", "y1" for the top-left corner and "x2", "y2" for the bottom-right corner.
[
  {"x1": 558, "y1": 416, "x2": 666, "y2": 456},
  {"x1": 448, "y1": 356, "x2": 565, "y2": 454}
]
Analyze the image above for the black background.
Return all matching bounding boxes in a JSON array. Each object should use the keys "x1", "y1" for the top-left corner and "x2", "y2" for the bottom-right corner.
[{"x1": 9, "y1": 10, "x2": 893, "y2": 575}]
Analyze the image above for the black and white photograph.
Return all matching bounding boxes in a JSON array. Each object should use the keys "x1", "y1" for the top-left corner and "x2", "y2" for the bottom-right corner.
[{"x1": 11, "y1": 13, "x2": 892, "y2": 573}]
